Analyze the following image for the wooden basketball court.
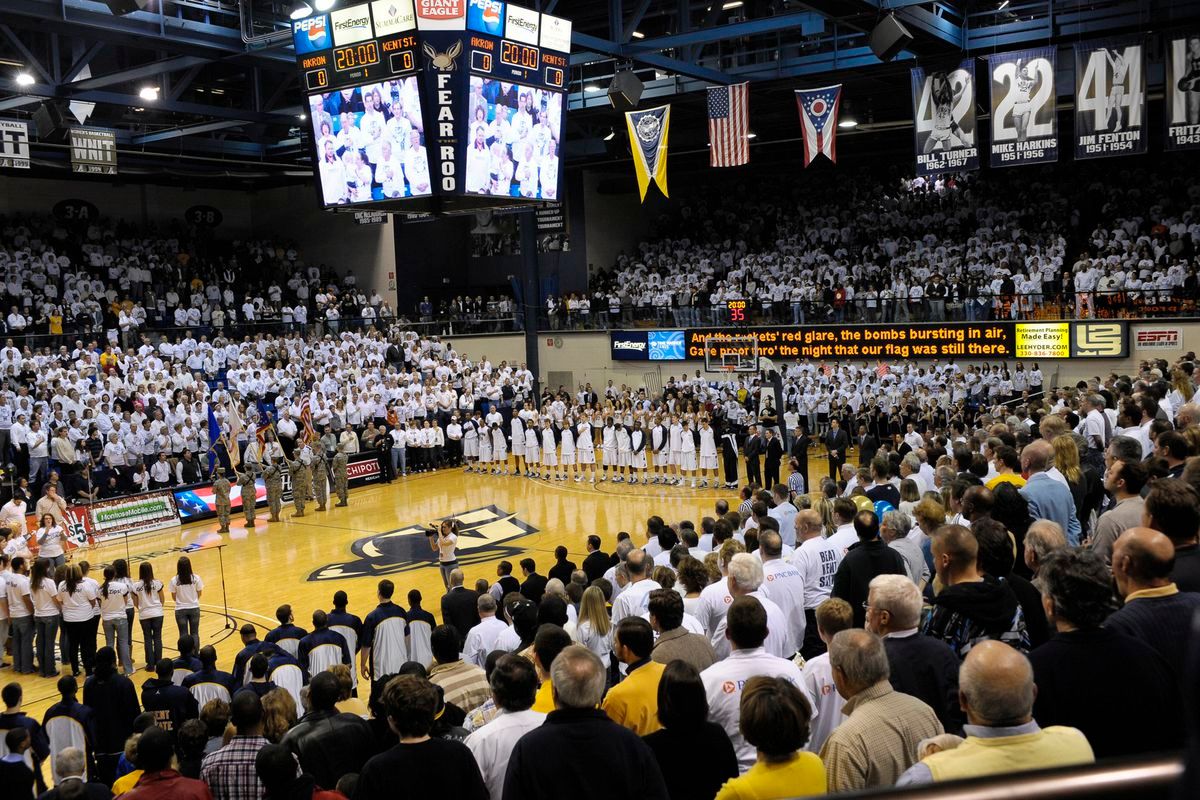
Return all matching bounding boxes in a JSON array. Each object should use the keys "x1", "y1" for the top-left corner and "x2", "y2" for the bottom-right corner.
[{"x1": 10, "y1": 455, "x2": 825, "y2": 719}]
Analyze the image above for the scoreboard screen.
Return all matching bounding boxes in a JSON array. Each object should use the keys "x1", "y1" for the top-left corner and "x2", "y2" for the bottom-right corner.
[{"x1": 291, "y1": 0, "x2": 571, "y2": 214}]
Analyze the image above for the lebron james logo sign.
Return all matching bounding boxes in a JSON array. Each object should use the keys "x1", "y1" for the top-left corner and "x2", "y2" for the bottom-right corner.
[{"x1": 307, "y1": 505, "x2": 537, "y2": 581}]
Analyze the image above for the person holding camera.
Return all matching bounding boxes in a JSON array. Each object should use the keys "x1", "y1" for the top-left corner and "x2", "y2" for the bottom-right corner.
[{"x1": 429, "y1": 519, "x2": 460, "y2": 588}]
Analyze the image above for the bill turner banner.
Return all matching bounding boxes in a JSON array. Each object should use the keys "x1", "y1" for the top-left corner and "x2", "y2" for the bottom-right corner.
[
  {"x1": 987, "y1": 48, "x2": 1058, "y2": 167},
  {"x1": 911, "y1": 60, "x2": 978, "y2": 176},
  {"x1": 1073, "y1": 37, "x2": 1147, "y2": 159}
]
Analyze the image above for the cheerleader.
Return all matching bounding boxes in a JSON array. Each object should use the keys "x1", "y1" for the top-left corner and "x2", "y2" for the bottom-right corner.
[
  {"x1": 559, "y1": 418, "x2": 576, "y2": 481},
  {"x1": 463, "y1": 414, "x2": 479, "y2": 472},
  {"x1": 576, "y1": 419, "x2": 595, "y2": 482},
  {"x1": 667, "y1": 415, "x2": 684, "y2": 486},
  {"x1": 650, "y1": 416, "x2": 668, "y2": 484},
  {"x1": 478, "y1": 419, "x2": 493, "y2": 473},
  {"x1": 490, "y1": 422, "x2": 507, "y2": 474},
  {"x1": 540, "y1": 419, "x2": 559, "y2": 480},
  {"x1": 511, "y1": 413, "x2": 526, "y2": 476},
  {"x1": 523, "y1": 422, "x2": 540, "y2": 478},
  {"x1": 679, "y1": 419, "x2": 698, "y2": 487},
  {"x1": 600, "y1": 417, "x2": 617, "y2": 482},
  {"x1": 630, "y1": 421, "x2": 647, "y2": 484},
  {"x1": 698, "y1": 418, "x2": 718, "y2": 488},
  {"x1": 615, "y1": 422, "x2": 632, "y2": 484}
]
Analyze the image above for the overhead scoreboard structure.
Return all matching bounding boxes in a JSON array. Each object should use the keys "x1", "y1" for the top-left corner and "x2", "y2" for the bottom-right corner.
[{"x1": 293, "y1": 0, "x2": 571, "y2": 214}]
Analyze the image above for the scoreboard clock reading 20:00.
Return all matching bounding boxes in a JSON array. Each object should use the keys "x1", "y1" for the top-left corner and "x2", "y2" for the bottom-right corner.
[
  {"x1": 293, "y1": 0, "x2": 571, "y2": 214},
  {"x1": 726, "y1": 300, "x2": 749, "y2": 324}
]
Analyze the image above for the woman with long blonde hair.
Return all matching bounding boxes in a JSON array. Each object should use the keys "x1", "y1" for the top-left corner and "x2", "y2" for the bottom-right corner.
[{"x1": 572, "y1": 585, "x2": 613, "y2": 667}]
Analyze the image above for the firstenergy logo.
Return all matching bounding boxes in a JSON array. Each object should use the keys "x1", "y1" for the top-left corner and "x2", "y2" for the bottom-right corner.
[
  {"x1": 613, "y1": 340, "x2": 646, "y2": 352},
  {"x1": 331, "y1": 6, "x2": 375, "y2": 44}
]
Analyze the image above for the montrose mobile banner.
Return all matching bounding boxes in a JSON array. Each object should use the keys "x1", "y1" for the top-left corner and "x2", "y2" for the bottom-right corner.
[
  {"x1": 1074, "y1": 37, "x2": 1147, "y2": 159},
  {"x1": 911, "y1": 60, "x2": 979, "y2": 176},
  {"x1": 1165, "y1": 33, "x2": 1200, "y2": 151},
  {"x1": 87, "y1": 490, "x2": 180, "y2": 541},
  {"x1": 987, "y1": 48, "x2": 1058, "y2": 167}
]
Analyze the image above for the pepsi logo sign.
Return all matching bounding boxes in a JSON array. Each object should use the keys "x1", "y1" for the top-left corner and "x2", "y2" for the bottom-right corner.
[
  {"x1": 291, "y1": 14, "x2": 331, "y2": 54},
  {"x1": 467, "y1": 0, "x2": 504, "y2": 35}
]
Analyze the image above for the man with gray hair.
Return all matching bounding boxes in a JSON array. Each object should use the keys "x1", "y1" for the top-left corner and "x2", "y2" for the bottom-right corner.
[
  {"x1": 1107, "y1": 433, "x2": 1143, "y2": 463},
  {"x1": 602, "y1": 537, "x2": 636, "y2": 601},
  {"x1": 757, "y1": 529, "x2": 806, "y2": 656},
  {"x1": 1176, "y1": 401, "x2": 1200, "y2": 428},
  {"x1": 867, "y1": 575, "x2": 962, "y2": 733},
  {"x1": 463, "y1": 593, "x2": 510, "y2": 668},
  {"x1": 897, "y1": 641, "x2": 1093, "y2": 784},
  {"x1": 610, "y1": 549, "x2": 661, "y2": 626},
  {"x1": 47, "y1": 747, "x2": 97, "y2": 797},
  {"x1": 821, "y1": 628, "x2": 943, "y2": 791},
  {"x1": 502, "y1": 645, "x2": 669, "y2": 799},
  {"x1": 1023, "y1": 520, "x2": 1066, "y2": 576},
  {"x1": 1083, "y1": 393, "x2": 1111, "y2": 453},
  {"x1": 899, "y1": 452, "x2": 928, "y2": 495},
  {"x1": 710, "y1": 552, "x2": 790, "y2": 659},
  {"x1": 881, "y1": 509, "x2": 929, "y2": 588},
  {"x1": 1019, "y1": 440, "x2": 1081, "y2": 544}
]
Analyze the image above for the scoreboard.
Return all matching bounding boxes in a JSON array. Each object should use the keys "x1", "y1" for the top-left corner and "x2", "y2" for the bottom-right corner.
[{"x1": 292, "y1": 0, "x2": 571, "y2": 214}]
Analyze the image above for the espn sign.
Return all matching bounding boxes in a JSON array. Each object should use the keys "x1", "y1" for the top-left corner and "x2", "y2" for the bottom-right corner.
[{"x1": 1134, "y1": 327, "x2": 1182, "y2": 350}]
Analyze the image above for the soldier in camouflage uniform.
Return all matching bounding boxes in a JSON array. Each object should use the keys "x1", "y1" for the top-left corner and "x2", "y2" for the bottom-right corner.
[
  {"x1": 263, "y1": 461, "x2": 284, "y2": 522},
  {"x1": 213, "y1": 470, "x2": 232, "y2": 533},
  {"x1": 332, "y1": 450, "x2": 349, "y2": 507},
  {"x1": 289, "y1": 451, "x2": 310, "y2": 518},
  {"x1": 311, "y1": 449, "x2": 329, "y2": 512},
  {"x1": 236, "y1": 466, "x2": 257, "y2": 528}
]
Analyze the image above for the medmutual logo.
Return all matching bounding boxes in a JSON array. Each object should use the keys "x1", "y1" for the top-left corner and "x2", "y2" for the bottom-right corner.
[{"x1": 331, "y1": 5, "x2": 375, "y2": 45}]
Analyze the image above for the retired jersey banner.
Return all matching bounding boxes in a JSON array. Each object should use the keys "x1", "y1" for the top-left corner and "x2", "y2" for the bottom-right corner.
[
  {"x1": 0, "y1": 119, "x2": 30, "y2": 169},
  {"x1": 1165, "y1": 34, "x2": 1200, "y2": 151},
  {"x1": 911, "y1": 61, "x2": 978, "y2": 176},
  {"x1": 1074, "y1": 37, "x2": 1147, "y2": 159},
  {"x1": 987, "y1": 48, "x2": 1058, "y2": 167},
  {"x1": 625, "y1": 104, "x2": 670, "y2": 201}
]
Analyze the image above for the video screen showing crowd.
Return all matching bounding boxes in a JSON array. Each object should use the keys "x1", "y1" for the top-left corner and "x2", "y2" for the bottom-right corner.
[
  {"x1": 308, "y1": 80, "x2": 432, "y2": 207},
  {"x1": 464, "y1": 76, "x2": 562, "y2": 200}
]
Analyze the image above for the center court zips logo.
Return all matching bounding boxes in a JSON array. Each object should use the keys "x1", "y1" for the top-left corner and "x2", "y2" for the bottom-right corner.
[{"x1": 307, "y1": 505, "x2": 538, "y2": 581}]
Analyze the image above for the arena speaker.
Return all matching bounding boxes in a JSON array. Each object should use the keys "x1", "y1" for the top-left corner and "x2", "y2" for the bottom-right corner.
[
  {"x1": 103, "y1": 0, "x2": 152, "y2": 14},
  {"x1": 868, "y1": 13, "x2": 912, "y2": 62},
  {"x1": 32, "y1": 102, "x2": 70, "y2": 142},
  {"x1": 608, "y1": 71, "x2": 644, "y2": 111}
]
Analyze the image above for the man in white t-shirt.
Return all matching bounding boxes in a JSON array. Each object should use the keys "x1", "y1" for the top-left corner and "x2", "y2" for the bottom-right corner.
[
  {"x1": 710, "y1": 554, "x2": 791, "y2": 659},
  {"x1": 610, "y1": 549, "x2": 660, "y2": 625},
  {"x1": 701, "y1": 594, "x2": 813, "y2": 773},
  {"x1": 758, "y1": 531, "x2": 806, "y2": 658},
  {"x1": 792, "y1": 509, "x2": 840, "y2": 659}
]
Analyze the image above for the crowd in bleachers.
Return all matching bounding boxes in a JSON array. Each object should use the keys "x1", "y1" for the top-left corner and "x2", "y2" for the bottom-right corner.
[
  {"x1": 547, "y1": 164, "x2": 1200, "y2": 327},
  {"x1": 3, "y1": 351, "x2": 1200, "y2": 800}
]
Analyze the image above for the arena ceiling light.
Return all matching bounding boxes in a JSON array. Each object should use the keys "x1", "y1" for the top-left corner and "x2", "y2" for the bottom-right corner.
[
  {"x1": 15, "y1": 72, "x2": 35, "y2": 87},
  {"x1": 838, "y1": 117, "x2": 858, "y2": 129},
  {"x1": 631, "y1": 31, "x2": 645, "y2": 39},
  {"x1": 603, "y1": 129, "x2": 615, "y2": 140},
  {"x1": 289, "y1": 1, "x2": 314, "y2": 19},
  {"x1": 313, "y1": 0, "x2": 337, "y2": 11},
  {"x1": 584, "y1": 84, "x2": 603, "y2": 92},
  {"x1": 139, "y1": 86, "x2": 159, "y2": 101},
  {"x1": 722, "y1": 1, "x2": 744, "y2": 8}
]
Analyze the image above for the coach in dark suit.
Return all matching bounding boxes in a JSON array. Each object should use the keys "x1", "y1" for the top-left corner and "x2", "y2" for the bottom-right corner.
[
  {"x1": 742, "y1": 425, "x2": 764, "y2": 486},
  {"x1": 582, "y1": 536, "x2": 610, "y2": 583},
  {"x1": 856, "y1": 424, "x2": 879, "y2": 466},
  {"x1": 825, "y1": 418, "x2": 850, "y2": 479},
  {"x1": 789, "y1": 425, "x2": 810, "y2": 496},
  {"x1": 763, "y1": 429, "x2": 784, "y2": 489},
  {"x1": 439, "y1": 576, "x2": 479, "y2": 647}
]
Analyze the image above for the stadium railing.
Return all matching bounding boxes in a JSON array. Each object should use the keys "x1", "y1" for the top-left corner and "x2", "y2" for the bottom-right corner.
[
  {"x1": 826, "y1": 755, "x2": 1185, "y2": 800},
  {"x1": 536, "y1": 289, "x2": 1200, "y2": 331}
]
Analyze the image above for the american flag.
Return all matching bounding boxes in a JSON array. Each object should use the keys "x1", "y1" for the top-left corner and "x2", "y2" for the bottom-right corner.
[
  {"x1": 707, "y1": 83, "x2": 750, "y2": 167},
  {"x1": 876, "y1": 361, "x2": 890, "y2": 379},
  {"x1": 299, "y1": 395, "x2": 315, "y2": 445},
  {"x1": 795, "y1": 85, "x2": 842, "y2": 166}
]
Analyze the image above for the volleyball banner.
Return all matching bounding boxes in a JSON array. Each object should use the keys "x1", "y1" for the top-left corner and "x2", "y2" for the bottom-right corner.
[
  {"x1": 625, "y1": 104, "x2": 670, "y2": 201},
  {"x1": 1165, "y1": 33, "x2": 1200, "y2": 151},
  {"x1": 1074, "y1": 37, "x2": 1147, "y2": 159},
  {"x1": 911, "y1": 60, "x2": 978, "y2": 177},
  {"x1": 987, "y1": 48, "x2": 1058, "y2": 167}
]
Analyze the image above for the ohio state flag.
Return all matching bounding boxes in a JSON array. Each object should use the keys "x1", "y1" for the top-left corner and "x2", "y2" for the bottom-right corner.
[{"x1": 795, "y1": 85, "x2": 842, "y2": 166}]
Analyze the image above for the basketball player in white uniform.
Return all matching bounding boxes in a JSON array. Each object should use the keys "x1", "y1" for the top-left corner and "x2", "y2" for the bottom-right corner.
[
  {"x1": 1106, "y1": 49, "x2": 1129, "y2": 132},
  {"x1": 924, "y1": 72, "x2": 969, "y2": 153},
  {"x1": 1011, "y1": 59, "x2": 1035, "y2": 142}
]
